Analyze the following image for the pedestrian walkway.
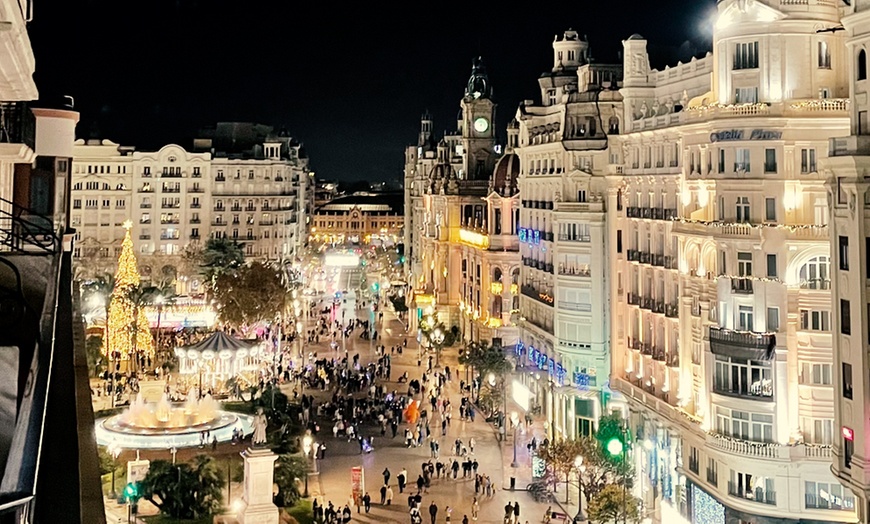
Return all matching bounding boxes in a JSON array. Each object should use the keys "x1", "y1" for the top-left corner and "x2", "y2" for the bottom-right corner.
[{"x1": 289, "y1": 295, "x2": 557, "y2": 524}]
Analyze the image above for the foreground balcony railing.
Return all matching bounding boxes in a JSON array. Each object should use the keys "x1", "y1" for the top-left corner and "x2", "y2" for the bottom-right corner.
[{"x1": 728, "y1": 481, "x2": 776, "y2": 506}]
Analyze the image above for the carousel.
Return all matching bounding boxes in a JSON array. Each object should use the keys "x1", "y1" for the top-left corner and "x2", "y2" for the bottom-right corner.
[{"x1": 174, "y1": 331, "x2": 267, "y2": 395}]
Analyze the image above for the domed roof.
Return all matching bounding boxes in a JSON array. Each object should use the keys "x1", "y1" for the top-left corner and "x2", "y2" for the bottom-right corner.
[
  {"x1": 492, "y1": 153, "x2": 520, "y2": 196},
  {"x1": 627, "y1": 33, "x2": 645, "y2": 40}
]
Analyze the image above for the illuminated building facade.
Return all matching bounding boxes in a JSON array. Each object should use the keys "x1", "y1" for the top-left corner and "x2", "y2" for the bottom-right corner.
[
  {"x1": 311, "y1": 191, "x2": 403, "y2": 246},
  {"x1": 824, "y1": 1, "x2": 870, "y2": 521},
  {"x1": 610, "y1": 1, "x2": 857, "y2": 523},
  {"x1": 404, "y1": 58, "x2": 521, "y2": 344},
  {"x1": 71, "y1": 124, "x2": 311, "y2": 292},
  {"x1": 514, "y1": 29, "x2": 623, "y2": 440}
]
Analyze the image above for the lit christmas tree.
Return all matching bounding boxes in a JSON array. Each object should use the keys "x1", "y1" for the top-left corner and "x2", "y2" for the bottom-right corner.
[{"x1": 105, "y1": 221, "x2": 153, "y2": 359}]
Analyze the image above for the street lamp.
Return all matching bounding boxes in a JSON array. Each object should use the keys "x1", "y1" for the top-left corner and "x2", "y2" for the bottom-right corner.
[
  {"x1": 574, "y1": 455, "x2": 587, "y2": 523},
  {"x1": 302, "y1": 434, "x2": 313, "y2": 498},
  {"x1": 154, "y1": 295, "x2": 164, "y2": 359},
  {"x1": 431, "y1": 327, "x2": 445, "y2": 367},
  {"x1": 510, "y1": 411, "x2": 519, "y2": 468},
  {"x1": 108, "y1": 442, "x2": 121, "y2": 499}
]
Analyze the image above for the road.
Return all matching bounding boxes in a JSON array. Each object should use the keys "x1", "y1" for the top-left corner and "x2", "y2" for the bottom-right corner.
[{"x1": 283, "y1": 288, "x2": 557, "y2": 524}]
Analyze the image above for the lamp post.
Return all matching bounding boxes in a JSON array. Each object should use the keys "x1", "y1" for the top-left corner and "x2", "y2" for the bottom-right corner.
[
  {"x1": 302, "y1": 435, "x2": 313, "y2": 498},
  {"x1": 108, "y1": 442, "x2": 121, "y2": 499},
  {"x1": 154, "y1": 295, "x2": 164, "y2": 361},
  {"x1": 431, "y1": 327, "x2": 444, "y2": 367},
  {"x1": 510, "y1": 411, "x2": 519, "y2": 468},
  {"x1": 573, "y1": 456, "x2": 587, "y2": 523}
]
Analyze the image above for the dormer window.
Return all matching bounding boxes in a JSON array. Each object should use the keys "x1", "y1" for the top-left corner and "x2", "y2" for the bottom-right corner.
[
  {"x1": 733, "y1": 41, "x2": 759, "y2": 70},
  {"x1": 547, "y1": 89, "x2": 556, "y2": 106}
]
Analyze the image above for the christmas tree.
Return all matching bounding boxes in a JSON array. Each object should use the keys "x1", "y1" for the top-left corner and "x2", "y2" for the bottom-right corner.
[{"x1": 105, "y1": 221, "x2": 153, "y2": 359}]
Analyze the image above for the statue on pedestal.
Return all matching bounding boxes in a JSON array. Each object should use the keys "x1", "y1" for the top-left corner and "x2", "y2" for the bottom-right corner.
[{"x1": 252, "y1": 407, "x2": 268, "y2": 448}]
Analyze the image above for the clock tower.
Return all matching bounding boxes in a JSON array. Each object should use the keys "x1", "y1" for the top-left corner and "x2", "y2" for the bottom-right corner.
[{"x1": 460, "y1": 56, "x2": 497, "y2": 181}]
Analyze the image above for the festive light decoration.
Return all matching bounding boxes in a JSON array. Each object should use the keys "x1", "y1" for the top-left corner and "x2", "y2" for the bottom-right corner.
[
  {"x1": 104, "y1": 223, "x2": 154, "y2": 359},
  {"x1": 673, "y1": 216, "x2": 827, "y2": 233}
]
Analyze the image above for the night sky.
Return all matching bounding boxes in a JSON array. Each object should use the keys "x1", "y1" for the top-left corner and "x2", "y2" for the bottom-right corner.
[{"x1": 30, "y1": 0, "x2": 715, "y2": 183}]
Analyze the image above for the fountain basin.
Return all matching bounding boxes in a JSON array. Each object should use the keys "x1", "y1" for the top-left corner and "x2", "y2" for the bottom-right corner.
[{"x1": 95, "y1": 404, "x2": 254, "y2": 449}]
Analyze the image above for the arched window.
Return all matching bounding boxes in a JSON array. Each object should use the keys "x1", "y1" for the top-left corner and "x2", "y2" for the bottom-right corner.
[
  {"x1": 799, "y1": 256, "x2": 830, "y2": 290},
  {"x1": 859, "y1": 49, "x2": 867, "y2": 81},
  {"x1": 493, "y1": 267, "x2": 502, "y2": 283}
]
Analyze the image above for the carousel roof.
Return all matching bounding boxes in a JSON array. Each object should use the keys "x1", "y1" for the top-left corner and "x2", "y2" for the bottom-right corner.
[{"x1": 175, "y1": 331, "x2": 264, "y2": 360}]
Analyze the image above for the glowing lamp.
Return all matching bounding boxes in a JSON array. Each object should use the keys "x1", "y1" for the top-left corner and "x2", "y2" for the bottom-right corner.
[{"x1": 843, "y1": 426, "x2": 855, "y2": 441}]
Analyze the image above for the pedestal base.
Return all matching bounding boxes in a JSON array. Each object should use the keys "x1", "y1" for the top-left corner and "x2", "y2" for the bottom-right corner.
[{"x1": 237, "y1": 447, "x2": 280, "y2": 524}]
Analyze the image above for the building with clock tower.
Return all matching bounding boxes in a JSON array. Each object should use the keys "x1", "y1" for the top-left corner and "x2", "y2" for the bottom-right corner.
[{"x1": 404, "y1": 57, "x2": 520, "y2": 347}]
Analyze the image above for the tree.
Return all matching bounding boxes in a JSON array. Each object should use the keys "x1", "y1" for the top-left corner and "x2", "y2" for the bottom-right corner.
[
  {"x1": 105, "y1": 223, "x2": 153, "y2": 360},
  {"x1": 536, "y1": 438, "x2": 585, "y2": 501},
  {"x1": 587, "y1": 483, "x2": 641, "y2": 524},
  {"x1": 273, "y1": 454, "x2": 308, "y2": 507},
  {"x1": 199, "y1": 237, "x2": 245, "y2": 290},
  {"x1": 575, "y1": 436, "x2": 623, "y2": 506},
  {"x1": 139, "y1": 456, "x2": 225, "y2": 519},
  {"x1": 86, "y1": 335, "x2": 106, "y2": 377},
  {"x1": 460, "y1": 342, "x2": 511, "y2": 382},
  {"x1": 212, "y1": 261, "x2": 287, "y2": 329}
]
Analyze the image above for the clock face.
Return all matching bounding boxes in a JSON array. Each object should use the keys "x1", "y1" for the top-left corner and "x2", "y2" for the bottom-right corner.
[{"x1": 473, "y1": 117, "x2": 489, "y2": 133}]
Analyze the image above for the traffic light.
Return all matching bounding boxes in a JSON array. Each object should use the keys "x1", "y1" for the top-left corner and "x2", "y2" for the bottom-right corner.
[{"x1": 123, "y1": 482, "x2": 140, "y2": 503}]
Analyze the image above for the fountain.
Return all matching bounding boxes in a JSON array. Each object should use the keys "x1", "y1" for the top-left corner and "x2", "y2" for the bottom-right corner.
[{"x1": 95, "y1": 392, "x2": 253, "y2": 449}]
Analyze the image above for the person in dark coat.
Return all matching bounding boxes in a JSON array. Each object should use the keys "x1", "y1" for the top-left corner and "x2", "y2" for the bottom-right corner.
[
  {"x1": 362, "y1": 492, "x2": 371, "y2": 513},
  {"x1": 429, "y1": 501, "x2": 438, "y2": 524},
  {"x1": 380, "y1": 484, "x2": 387, "y2": 504}
]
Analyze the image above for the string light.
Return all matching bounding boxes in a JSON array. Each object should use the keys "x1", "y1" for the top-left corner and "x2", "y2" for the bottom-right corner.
[
  {"x1": 104, "y1": 224, "x2": 154, "y2": 359},
  {"x1": 673, "y1": 217, "x2": 827, "y2": 233}
]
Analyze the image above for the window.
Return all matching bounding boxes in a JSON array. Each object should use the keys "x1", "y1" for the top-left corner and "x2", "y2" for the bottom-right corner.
[
  {"x1": 715, "y1": 407, "x2": 773, "y2": 443},
  {"x1": 718, "y1": 149, "x2": 725, "y2": 174},
  {"x1": 714, "y1": 355, "x2": 773, "y2": 399},
  {"x1": 818, "y1": 41, "x2": 832, "y2": 69},
  {"x1": 765, "y1": 198, "x2": 776, "y2": 222},
  {"x1": 867, "y1": 237, "x2": 870, "y2": 278},
  {"x1": 801, "y1": 417, "x2": 834, "y2": 445},
  {"x1": 859, "y1": 49, "x2": 867, "y2": 81},
  {"x1": 738, "y1": 305, "x2": 754, "y2": 331},
  {"x1": 734, "y1": 41, "x2": 759, "y2": 70},
  {"x1": 842, "y1": 363, "x2": 853, "y2": 399},
  {"x1": 767, "y1": 307, "x2": 779, "y2": 332},
  {"x1": 805, "y1": 480, "x2": 855, "y2": 510},
  {"x1": 839, "y1": 236, "x2": 849, "y2": 270},
  {"x1": 841, "y1": 299, "x2": 851, "y2": 335},
  {"x1": 617, "y1": 230, "x2": 623, "y2": 253},
  {"x1": 799, "y1": 256, "x2": 830, "y2": 289},
  {"x1": 706, "y1": 458, "x2": 718, "y2": 486},
  {"x1": 73, "y1": 199, "x2": 81, "y2": 209},
  {"x1": 844, "y1": 431, "x2": 854, "y2": 468},
  {"x1": 801, "y1": 148, "x2": 817, "y2": 173},
  {"x1": 735, "y1": 87, "x2": 758, "y2": 104},
  {"x1": 736, "y1": 197, "x2": 750, "y2": 222},
  {"x1": 735, "y1": 148, "x2": 750, "y2": 172},
  {"x1": 766, "y1": 254, "x2": 777, "y2": 278},
  {"x1": 800, "y1": 362, "x2": 832, "y2": 386},
  {"x1": 764, "y1": 149, "x2": 777, "y2": 173},
  {"x1": 688, "y1": 447, "x2": 699, "y2": 474},
  {"x1": 800, "y1": 309, "x2": 831, "y2": 331},
  {"x1": 737, "y1": 252, "x2": 752, "y2": 276},
  {"x1": 578, "y1": 190, "x2": 587, "y2": 203},
  {"x1": 547, "y1": 89, "x2": 556, "y2": 106}
]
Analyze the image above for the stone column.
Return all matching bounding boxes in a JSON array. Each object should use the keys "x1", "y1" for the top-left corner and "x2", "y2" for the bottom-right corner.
[{"x1": 237, "y1": 447, "x2": 279, "y2": 524}]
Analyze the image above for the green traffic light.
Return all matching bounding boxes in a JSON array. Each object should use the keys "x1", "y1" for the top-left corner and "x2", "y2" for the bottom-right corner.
[
  {"x1": 606, "y1": 437, "x2": 624, "y2": 456},
  {"x1": 123, "y1": 482, "x2": 139, "y2": 501}
]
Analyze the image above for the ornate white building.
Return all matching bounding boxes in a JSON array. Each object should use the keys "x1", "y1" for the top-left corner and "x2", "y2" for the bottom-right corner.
[
  {"x1": 824, "y1": 1, "x2": 870, "y2": 521},
  {"x1": 71, "y1": 125, "x2": 311, "y2": 291},
  {"x1": 514, "y1": 30, "x2": 623, "y2": 438},
  {"x1": 609, "y1": 1, "x2": 856, "y2": 523}
]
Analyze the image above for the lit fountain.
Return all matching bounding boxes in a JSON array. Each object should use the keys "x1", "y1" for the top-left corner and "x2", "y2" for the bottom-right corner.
[{"x1": 95, "y1": 392, "x2": 253, "y2": 449}]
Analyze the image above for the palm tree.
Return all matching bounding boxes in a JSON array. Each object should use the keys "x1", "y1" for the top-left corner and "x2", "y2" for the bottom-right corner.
[{"x1": 199, "y1": 237, "x2": 245, "y2": 291}]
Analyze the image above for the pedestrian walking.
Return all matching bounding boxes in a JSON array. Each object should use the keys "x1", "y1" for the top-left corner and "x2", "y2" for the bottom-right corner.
[
  {"x1": 471, "y1": 497, "x2": 479, "y2": 521},
  {"x1": 429, "y1": 501, "x2": 438, "y2": 524},
  {"x1": 462, "y1": 516, "x2": 469, "y2": 524},
  {"x1": 386, "y1": 485, "x2": 394, "y2": 505},
  {"x1": 398, "y1": 468, "x2": 407, "y2": 493},
  {"x1": 513, "y1": 501, "x2": 520, "y2": 524},
  {"x1": 363, "y1": 492, "x2": 371, "y2": 513},
  {"x1": 445, "y1": 506, "x2": 452, "y2": 524},
  {"x1": 504, "y1": 502, "x2": 513, "y2": 524},
  {"x1": 383, "y1": 467, "x2": 391, "y2": 485},
  {"x1": 380, "y1": 484, "x2": 387, "y2": 505}
]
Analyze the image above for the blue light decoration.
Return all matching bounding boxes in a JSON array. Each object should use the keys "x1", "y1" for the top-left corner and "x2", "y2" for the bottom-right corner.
[
  {"x1": 574, "y1": 372, "x2": 589, "y2": 390},
  {"x1": 691, "y1": 483, "x2": 725, "y2": 524},
  {"x1": 518, "y1": 228, "x2": 528, "y2": 243},
  {"x1": 533, "y1": 230, "x2": 540, "y2": 245},
  {"x1": 515, "y1": 341, "x2": 525, "y2": 359},
  {"x1": 532, "y1": 454, "x2": 546, "y2": 478},
  {"x1": 555, "y1": 364, "x2": 566, "y2": 386},
  {"x1": 547, "y1": 358, "x2": 555, "y2": 377}
]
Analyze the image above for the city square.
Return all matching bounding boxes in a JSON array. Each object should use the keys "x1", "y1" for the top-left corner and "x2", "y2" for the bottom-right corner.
[{"x1": 0, "y1": 1, "x2": 868, "y2": 524}]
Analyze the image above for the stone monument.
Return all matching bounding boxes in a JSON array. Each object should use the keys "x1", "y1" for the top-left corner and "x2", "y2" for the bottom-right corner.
[{"x1": 237, "y1": 410, "x2": 279, "y2": 524}]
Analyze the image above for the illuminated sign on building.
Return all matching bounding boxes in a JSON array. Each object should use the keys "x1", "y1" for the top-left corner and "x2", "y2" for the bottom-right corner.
[
  {"x1": 459, "y1": 228, "x2": 489, "y2": 248},
  {"x1": 709, "y1": 129, "x2": 782, "y2": 142}
]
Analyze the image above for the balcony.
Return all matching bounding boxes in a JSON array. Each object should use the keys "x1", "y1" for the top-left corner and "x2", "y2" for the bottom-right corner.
[
  {"x1": 160, "y1": 171, "x2": 183, "y2": 178},
  {"x1": 215, "y1": 176, "x2": 226, "y2": 182},
  {"x1": 190, "y1": 233, "x2": 200, "y2": 240},
  {"x1": 557, "y1": 235, "x2": 590, "y2": 243},
  {"x1": 190, "y1": 218, "x2": 201, "y2": 224},
  {"x1": 137, "y1": 187, "x2": 153, "y2": 193},
  {"x1": 211, "y1": 220, "x2": 224, "y2": 226},
  {"x1": 627, "y1": 249, "x2": 640, "y2": 262},
  {"x1": 731, "y1": 277, "x2": 754, "y2": 294},
  {"x1": 0, "y1": 102, "x2": 35, "y2": 152},
  {"x1": 192, "y1": 171, "x2": 202, "y2": 178},
  {"x1": 709, "y1": 326, "x2": 776, "y2": 361},
  {"x1": 665, "y1": 303, "x2": 678, "y2": 318},
  {"x1": 728, "y1": 481, "x2": 776, "y2": 506},
  {"x1": 162, "y1": 187, "x2": 181, "y2": 193},
  {"x1": 190, "y1": 203, "x2": 201, "y2": 209},
  {"x1": 245, "y1": 206, "x2": 256, "y2": 212},
  {"x1": 259, "y1": 221, "x2": 274, "y2": 226},
  {"x1": 231, "y1": 206, "x2": 242, "y2": 212},
  {"x1": 626, "y1": 337, "x2": 640, "y2": 350},
  {"x1": 666, "y1": 351, "x2": 680, "y2": 367},
  {"x1": 805, "y1": 493, "x2": 856, "y2": 512},
  {"x1": 800, "y1": 278, "x2": 830, "y2": 290},
  {"x1": 160, "y1": 219, "x2": 179, "y2": 225},
  {"x1": 161, "y1": 203, "x2": 181, "y2": 209},
  {"x1": 140, "y1": 203, "x2": 151, "y2": 209},
  {"x1": 189, "y1": 187, "x2": 204, "y2": 193},
  {"x1": 627, "y1": 293, "x2": 640, "y2": 306},
  {"x1": 138, "y1": 234, "x2": 150, "y2": 240},
  {"x1": 160, "y1": 235, "x2": 180, "y2": 241},
  {"x1": 640, "y1": 297, "x2": 653, "y2": 310},
  {"x1": 558, "y1": 266, "x2": 590, "y2": 278},
  {"x1": 213, "y1": 206, "x2": 225, "y2": 212},
  {"x1": 520, "y1": 284, "x2": 554, "y2": 307},
  {"x1": 639, "y1": 251, "x2": 651, "y2": 264},
  {"x1": 652, "y1": 346, "x2": 665, "y2": 361}
]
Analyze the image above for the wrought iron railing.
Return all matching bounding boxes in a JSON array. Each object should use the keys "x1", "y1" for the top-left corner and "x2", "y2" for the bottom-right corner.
[{"x1": 0, "y1": 198, "x2": 59, "y2": 254}]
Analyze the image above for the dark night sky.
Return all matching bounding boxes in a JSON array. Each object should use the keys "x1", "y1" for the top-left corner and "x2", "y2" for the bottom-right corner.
[{"x1": 29, "y1": 0, "x2": 715, "y2": 183}]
